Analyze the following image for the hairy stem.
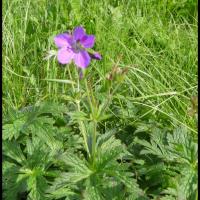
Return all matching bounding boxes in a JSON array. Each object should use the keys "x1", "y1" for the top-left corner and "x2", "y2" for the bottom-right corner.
[
  {"x1": 92, "y1": 120, "x2": 97, "y2": 161},
  {"x1": 101, "y1": 82, "x2": 121, "y2": 114},
  {"x1": 84, "y1": 78, "x2": 97, "y2": 161},
  {"x1": 84, "y1": 79, "x2": 94, "y2": 115},
  {"x1": 76, "y1": 100, "x2": 90, "y2": 157},
  {"x1": 67, "y1": 67, "x2": 75, "y2": 92},
  {"x1": 68, "y1": 66, "x2": 90, "y2": 157}
]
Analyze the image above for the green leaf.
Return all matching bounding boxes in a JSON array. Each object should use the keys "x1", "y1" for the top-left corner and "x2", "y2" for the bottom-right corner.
[
  {"x1": 84, "y1": 185, "x2": 103, "y2": 200},
  {"x1": 59, "y1": 152, "x2": 92, "y2": 175},
  {"x1": 68, "y1": 111, "x2": 89, "y2": 122},
  {"x1": 3, "y1": 141, "x2": 25, "y2": 164},
  {"x1": 46, "y1": 187, "x2": 75, "y2": 199},
  {"x1": 3, "y1": 117, "x2": 26, "y2": 140}
]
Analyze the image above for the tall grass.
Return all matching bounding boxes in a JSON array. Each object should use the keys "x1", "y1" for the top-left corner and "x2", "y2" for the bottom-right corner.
[{"x1": 3, "y1": 0, "x2": 197, "y2": 133}]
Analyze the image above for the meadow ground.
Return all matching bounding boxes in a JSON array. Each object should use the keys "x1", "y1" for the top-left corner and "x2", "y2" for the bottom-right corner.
[{"x1": 2, "y1": 0, "x2": 198, "y2": 199}]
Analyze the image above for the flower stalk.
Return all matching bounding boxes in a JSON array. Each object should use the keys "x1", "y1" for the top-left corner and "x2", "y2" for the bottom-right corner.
[
  {"x1": 84, "y1": 78, "x2": 98, "y2": 161},
  {"x1": 53, "y1": 26, "x2": 102, "y2": 161}
]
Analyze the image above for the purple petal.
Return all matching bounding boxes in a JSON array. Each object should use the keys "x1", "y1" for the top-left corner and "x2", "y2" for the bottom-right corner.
[
  {"x1": 54, "y1": 33, "x2": 73, "y2": 48},
  {"x1": 73, "y1": 26, "x2": 86, "y2": 41},
  {"x1": 74, "y1": 50, "x2": 91, "y2": 68},
  {"x1": 80, "y1": 35, "x2": 95, "y2": 48},
  {"x1": 57, "y1": 47, "x2": 74, "y2": 64},
  {"x1": 89, "y1": 52, "x2": 102, "y2": 60}
]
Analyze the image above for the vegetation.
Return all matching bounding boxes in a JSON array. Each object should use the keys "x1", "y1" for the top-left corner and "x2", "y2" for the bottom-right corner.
[{"x1": 3, "y1": 0, "x2": 198, "y2": 199}]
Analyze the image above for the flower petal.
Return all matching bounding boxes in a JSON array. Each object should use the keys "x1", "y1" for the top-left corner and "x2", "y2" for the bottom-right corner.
[
  {"x1": 74, "y1": 50, "x2": 91, "y2": 68},
  {"x1": 80, "y1": 35, "x2": 95, "y2": 48},
  {"x1": 57, "y1": 47, "x2": 74, "y2": 64},
  {"x1": 73, "y1": 26, "x2": 86, "y2": 41},
  {"x1": 54, "y1": 33, "x2": 73, "y2": 48},
  {"x1": 89, "y1": 52, "x2": 102, "y2": 60}
]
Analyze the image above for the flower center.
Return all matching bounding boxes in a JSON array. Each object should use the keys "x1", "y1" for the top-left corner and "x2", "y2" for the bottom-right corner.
[{"x1": 72, "y1": 40, "x2": 83, "y2": 53}]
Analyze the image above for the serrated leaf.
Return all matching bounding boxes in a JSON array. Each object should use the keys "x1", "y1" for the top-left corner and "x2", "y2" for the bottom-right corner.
[
  {"x1": 3, "y1": 118, "x2": 26, "y2": 140},
  {"x1": 3, "y1": 141, "x2": 26, "y2": 164}
]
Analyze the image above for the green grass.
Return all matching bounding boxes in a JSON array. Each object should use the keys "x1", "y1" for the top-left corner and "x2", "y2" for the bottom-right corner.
[{"x1": 3, "y1": 0, "x2": 197, "y2": 131}]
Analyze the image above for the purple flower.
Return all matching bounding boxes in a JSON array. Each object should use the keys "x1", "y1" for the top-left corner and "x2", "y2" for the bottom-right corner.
[
  {"x1": 89, "y1": 52, "x2": 102, "y2": 60},
  {"x1": 54, "y1": 26, "x2": 101, "y2": 68}
]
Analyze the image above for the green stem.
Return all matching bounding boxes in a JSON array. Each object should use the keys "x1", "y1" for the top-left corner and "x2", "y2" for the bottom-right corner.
[
  {"x1": 84, "y1": 78, "x2": 97, "y2": 161},
  {"x1": 67, "y1": 67, "x2": 75, "y2": 92},
  {"x1": 77, "y1": 100, "x2": 91, "y2": 157},
  {"x1": 67, "y1": 66, "x2": 90, "y2": 157},
  {"x1": 84, "y1": 79, "x2": 94, "y2": 115},
  {"x1": 92, "y1": 121, "x2": 97, "y2": 161},
  {"x1": 196, "y1": 187, "x2": 198, "y2": 200},
  {"x1": 101, "y1": 82, "x2": 121, "y2": 114}
]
